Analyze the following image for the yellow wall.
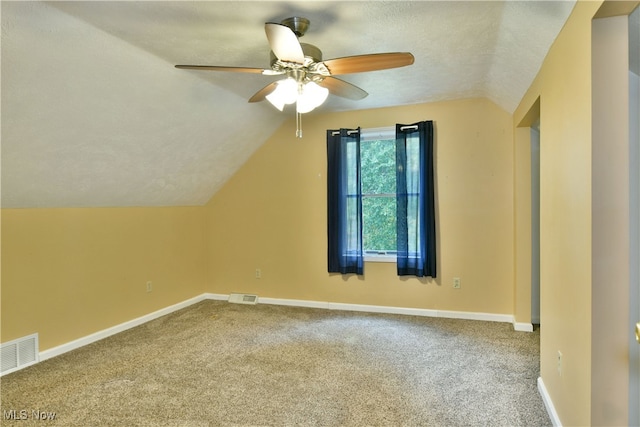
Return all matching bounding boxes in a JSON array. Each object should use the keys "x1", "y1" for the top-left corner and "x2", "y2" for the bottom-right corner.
[
  {"x1": 513, "y1": 1, "x2": 602, "y2": 425},
  {"x1": 0, "y1": 207, "x2": 207, "y2": 351},
  {"x1": 591, "y1": 12, "x2": 636, "y2": 427},
  {"x1": 0, "y1": 98, "x2": 515, "y2": 357},
  {"x1": 205, "y1": 98, "x2": 515, "y2": 315}
]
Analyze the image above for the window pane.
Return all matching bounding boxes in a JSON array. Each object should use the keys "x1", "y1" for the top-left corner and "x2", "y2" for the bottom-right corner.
[
  {"x1": 360, "y1": 139, "x2": 396, "y2": 195},
  {"x1": 359, "y1": 131, "x2": 397, "y2": 254},
  {"x1": 406, "y1": 135, "x2": 421, "y2": 193},
  {"x1": 363, "y1": 196, "x2": 396, "y2": 251},
  {"x1": 345, "y1": 196, "x2": 360, "y2": 250},
  {"x1": 345, "y1": 140, "x2": 359, "y2": 195},
  {"x1": 407, "y1": 195, "x2": 420, "y2": 254}
]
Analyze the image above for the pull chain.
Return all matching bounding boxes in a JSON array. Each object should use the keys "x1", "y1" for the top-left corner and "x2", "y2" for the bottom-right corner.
[{"x1": 296, "y1": 111, "x2": 303, "y2": 138}]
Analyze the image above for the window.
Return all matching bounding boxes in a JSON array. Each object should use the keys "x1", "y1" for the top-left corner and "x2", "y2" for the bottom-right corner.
[
  {"x1": 327, "y1": 121, "x2": 436, "y2": 277},
  {"x1": 360, "y1": 127, "x2": 397, "y2": 262}
]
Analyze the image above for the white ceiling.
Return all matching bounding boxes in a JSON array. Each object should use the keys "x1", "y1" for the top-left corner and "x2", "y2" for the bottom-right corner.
[{"x1": 1, "y1": 1, "x2": 576, "y2": 208}]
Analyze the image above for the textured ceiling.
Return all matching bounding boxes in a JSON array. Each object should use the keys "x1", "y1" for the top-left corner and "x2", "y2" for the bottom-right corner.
[{"x1": 1, "y1": 1, "x2": 576, "y2": 208}]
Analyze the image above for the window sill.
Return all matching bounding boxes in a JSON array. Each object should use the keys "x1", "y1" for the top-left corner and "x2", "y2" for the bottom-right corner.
[{"x1": 364, "y1": 255, "x2": 397, "y2": 263}]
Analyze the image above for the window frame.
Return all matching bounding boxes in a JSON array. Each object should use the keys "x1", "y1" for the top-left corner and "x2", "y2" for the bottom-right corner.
[{"x1": 359, "y1": 126, "x2": 397, "y2": 263}]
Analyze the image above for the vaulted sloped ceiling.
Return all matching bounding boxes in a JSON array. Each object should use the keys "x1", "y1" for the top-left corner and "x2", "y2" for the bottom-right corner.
[{"x1": 1, "y1": 1, "x2": 575, "y2": 208}]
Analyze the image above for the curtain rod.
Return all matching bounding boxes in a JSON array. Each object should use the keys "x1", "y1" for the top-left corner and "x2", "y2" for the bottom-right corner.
[{"x1": 332, "y1": 125, "x2": 417, "y2": 135}]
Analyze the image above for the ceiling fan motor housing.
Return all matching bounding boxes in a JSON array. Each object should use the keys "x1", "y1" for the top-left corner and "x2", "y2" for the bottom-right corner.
[
  {"x1": 281, "y1": 17, "x2": 310, "y2": 37},
  {"x1": 269, "y1": 42, "x2": 323, "y2": 69}
]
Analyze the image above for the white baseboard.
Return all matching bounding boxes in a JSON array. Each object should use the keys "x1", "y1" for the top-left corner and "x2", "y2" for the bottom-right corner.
[
  {"x1": 260, "y1": 297, "x2": 514, "y2": 325},
  {"x1": 33, "y1": 292, "x2": 522, "y2": 369},
  {"x1": 538, "y1": 377, "x2": 562, "y2": 426},
  {"x1": 258, "y1": 297, "x2": 330, "y2": 310},
  {"x1": 436, "y1": 309, "x2": 513, "y2": 324},
  {"x1": 327, "y1": 301, "x2": 439, "y2": 317},
  {"x1": 513, "y1": 322, "x2": 534, "y2": 332},
  {"x1": 39, "y1": 294, "x2": 209, "y2": 361},
  {"x1": 202, "y1": 293, "x2": 230, "y2": 301}
]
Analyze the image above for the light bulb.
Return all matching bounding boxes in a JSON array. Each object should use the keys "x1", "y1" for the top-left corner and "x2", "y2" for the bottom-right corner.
[
  {"x1": 266, "y1": 78, "x2": 298, "y2": 111},
  {"x1": 296, "y1": 81, "x2": 329, "y2": 114}
]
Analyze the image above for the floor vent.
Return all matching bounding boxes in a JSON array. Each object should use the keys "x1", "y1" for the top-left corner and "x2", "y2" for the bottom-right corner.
[
  {"x1": 1, "y1": 333, "x2": 39, "y2": 376},
  {"x1": 228, "y1": 293, "x2": 259, "y2": 305}
]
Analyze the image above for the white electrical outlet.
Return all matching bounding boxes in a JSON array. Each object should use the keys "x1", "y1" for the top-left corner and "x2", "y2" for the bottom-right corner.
[
  {"x1": 255, "y1": 269, "x2": 262, "y2": 279},
  {"x1": 146, "y1": 281, "x2": 153, "y2": 293},
  {"x1": 453, "y1": 277, "x2": 461, "y2": 289}
]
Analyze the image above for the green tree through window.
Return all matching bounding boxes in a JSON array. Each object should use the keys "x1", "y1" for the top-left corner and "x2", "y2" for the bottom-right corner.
[{"x1": 360, "y1": 128, "x2": 397, "y2": 254}]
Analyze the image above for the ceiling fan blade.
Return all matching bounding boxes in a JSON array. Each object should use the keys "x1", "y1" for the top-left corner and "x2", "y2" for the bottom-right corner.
[
  {"x1": 265, "y1": 23, "x2": 305, "y2": 64},
  {"x1": 248, "y1": 81, "x2": 279, "y2": 103},
  {"x1": 175, "y1": 65, "x2": 283, "y2": 76},
  {"x1": 318, "y1": 77, "x2": 368, "y2": 100},
  {"x1": 323, "y1": 52, "x2": 414, "y2": 75}
]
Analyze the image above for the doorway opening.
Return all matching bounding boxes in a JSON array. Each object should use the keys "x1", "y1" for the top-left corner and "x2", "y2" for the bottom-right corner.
[
  {"x1": 531, "y1": 120, "x2": 541, "y2": 326},
  {"x1": 515, "y1": 96, "x2": 540, "y2": 332}
]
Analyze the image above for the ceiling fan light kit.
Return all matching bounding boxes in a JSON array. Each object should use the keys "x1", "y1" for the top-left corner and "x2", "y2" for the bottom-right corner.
[
  {"x1": 175, "y1": 17, "x2": 414, "y2": 138},
  {"x1": 266, "y1": 78, "x2": 329, "y2": 114}
]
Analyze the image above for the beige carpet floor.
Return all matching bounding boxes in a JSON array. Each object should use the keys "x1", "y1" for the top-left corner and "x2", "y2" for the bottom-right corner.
[{"x1": 1, "y1": 300, "x2": 550, "y2": 426}]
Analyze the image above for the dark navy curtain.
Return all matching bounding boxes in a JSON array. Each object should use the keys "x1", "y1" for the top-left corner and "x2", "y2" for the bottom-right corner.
[
  {"x1": 327, "y1": 128, "x2": 363, "y2": 274},
  {"x1": 396, "y1": 121, "x2": 436, "y2": 277}
]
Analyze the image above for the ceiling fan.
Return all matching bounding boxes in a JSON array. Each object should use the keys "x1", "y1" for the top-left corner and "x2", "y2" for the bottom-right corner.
[{"x1": 175, "y1": 17, "x2": 414, "y2": 137}]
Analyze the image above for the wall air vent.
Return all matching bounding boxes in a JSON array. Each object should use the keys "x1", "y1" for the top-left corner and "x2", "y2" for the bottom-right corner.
[
  {"x1": 1, "y1": 333, "x2": 39, "y2": 376},
  {"x1": 228, "y1": 293, "x2": 258, "y2": 305}
]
